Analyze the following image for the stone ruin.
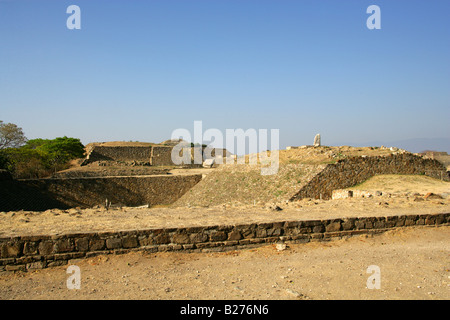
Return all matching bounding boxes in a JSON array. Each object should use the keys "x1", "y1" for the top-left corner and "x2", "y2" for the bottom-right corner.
[{"x1": 82, "y1": 141, "x2": 231, "y2": 168}]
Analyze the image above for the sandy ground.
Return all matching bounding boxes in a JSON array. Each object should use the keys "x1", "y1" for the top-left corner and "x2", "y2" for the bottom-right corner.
[
  {"x1": 1, "y1": 196, "x2": 449, "y2": 238},
  {"x1": 0, "y1": 225, "x2": 448, "y2": 300}
]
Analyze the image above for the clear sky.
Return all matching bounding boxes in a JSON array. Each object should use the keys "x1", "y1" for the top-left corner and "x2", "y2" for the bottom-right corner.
[{"x1": 1, "y1": 0, "x2": 449, "y2": 151}]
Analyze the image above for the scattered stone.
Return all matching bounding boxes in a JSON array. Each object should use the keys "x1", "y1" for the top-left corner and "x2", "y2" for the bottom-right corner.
[
  {"x1": 202, "y1": 158, "x2": 215, "y2": 168},
  {"x1": 285, "y1": 289, "x2": 305, "y2": 299},
  {"x1": 276, "y1": 243, "x2": 287, "y2": 251},
  {"x1": 424, "y1": 193, "x2": 443, "y2": 200}
]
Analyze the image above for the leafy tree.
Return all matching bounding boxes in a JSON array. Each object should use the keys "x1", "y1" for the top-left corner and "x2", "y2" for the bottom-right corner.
[
  {"x1": 0, "y1": 150, "x2": 10, "y2": 170},
  {"x1": 25, "y1": 136, "x2": 85, "y2": 173},
  {"x1": 0, "y1": 121, "x2": 85, "y2": 178},
  {"x1": 22, "y1": 138, "x2": 48, "y2": 150},
  {"x1": 3, "y1": 148, "x2": 49, "y2": 179},
  {"x1": 40, "y1": 137, "x2": 83, "y2": 160},
  {"x1": 4, "y1": 136, "x2": 85, "y2": 178},
  {"x1": 0, "y1": 121, "x2": 27, "y2": 149}
]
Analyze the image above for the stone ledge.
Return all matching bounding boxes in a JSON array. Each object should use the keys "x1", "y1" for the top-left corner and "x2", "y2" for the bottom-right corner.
[{"x1": 0, "y1": 212, "x2": 448, "y2": 271}]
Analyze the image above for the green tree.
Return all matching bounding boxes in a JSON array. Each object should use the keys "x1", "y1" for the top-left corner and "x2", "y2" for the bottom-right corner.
[
  {"x1": 3, "y1": 148, "x2": 49, "y2": 179},
  {"x1": 0, "y1": 150, "x2": 10, "y2": 170},
  {"x1": 3, "y1": 136, "x2": 85, "y2": 178},
  {"x1": 0, "y1": 121, "x2": 27, "y2": 149},
  {"x1": 25, "y1": 136, "x2": 85, "y2": 173}
]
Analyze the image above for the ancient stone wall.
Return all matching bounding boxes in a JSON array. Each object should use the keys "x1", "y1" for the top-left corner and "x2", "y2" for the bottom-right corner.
[
  {"x1": 83, "y1": 144, "x2": 232, "y2": 167},
  {"x1": 1, "y1": 212, "x2": 448, "y2": 271},
  {"x1": 0, "y1": 175, "x2": 202, "y2": 211},
  {"x1": 150, "y1": 146, "x2": 174, "y2": 166},
  {"x1": 290, "y1": 154, "x2": 448, "y2": 201},
  {"x1": 85, "y1": 146, "x2": 152, "y2": 164}
]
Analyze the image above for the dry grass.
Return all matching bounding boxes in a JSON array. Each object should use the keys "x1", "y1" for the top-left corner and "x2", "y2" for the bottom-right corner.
[
  {"x1": 173, "y1": 163, "x2": 325, "y2": 207},
  {"x1": 278, "y1": 145, "x2": 399, "y2": 165},
  {"x1": 346, "y1": 174, "x2": 450, "y2": 195},
  {"x1": 173, "y1": 146, "x2": 408, "y2": 207}
]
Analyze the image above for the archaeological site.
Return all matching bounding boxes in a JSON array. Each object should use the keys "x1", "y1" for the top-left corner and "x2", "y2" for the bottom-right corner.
[{"x1": 0, "y1": 140, "x2": 449, "y2": 275}]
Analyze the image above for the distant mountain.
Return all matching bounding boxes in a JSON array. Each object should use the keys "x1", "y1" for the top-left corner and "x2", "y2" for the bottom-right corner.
[{"x1": 330, "y1": 138, "x2": 450, "y2": 154}]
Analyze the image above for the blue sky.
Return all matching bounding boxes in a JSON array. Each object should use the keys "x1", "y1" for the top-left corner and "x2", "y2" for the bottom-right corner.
[{"x1": 0, "y1": 0, "x2": 449, "y2": 151}]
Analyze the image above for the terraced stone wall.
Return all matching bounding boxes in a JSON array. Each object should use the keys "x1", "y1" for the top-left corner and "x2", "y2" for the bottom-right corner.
[
  {"x1": 1, "y1": 212, "x2": 448, "y2": 271},
  {"x1": 290, "y1": 154, "x2": 448, "y2": 201}
]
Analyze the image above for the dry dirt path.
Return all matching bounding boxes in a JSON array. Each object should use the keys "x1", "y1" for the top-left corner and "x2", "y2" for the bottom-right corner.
[{"x1": 0, "y1": 225, "x2": 448, "y2": 301}]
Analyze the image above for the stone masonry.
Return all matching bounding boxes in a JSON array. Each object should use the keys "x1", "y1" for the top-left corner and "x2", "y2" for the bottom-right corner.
[
  {"x1": 1, "y1": 174, "x2": 202, "y2": 211},
  {"x1": 290, "y1": 153, "x2": 448, "y2": 201},
  {"x1": 1, "y1": 212, "x2": 448, "y2": 271}
]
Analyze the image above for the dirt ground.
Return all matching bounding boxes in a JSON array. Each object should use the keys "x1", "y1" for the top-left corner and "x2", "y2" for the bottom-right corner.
[
  {"x1": 346, "y1": 174, "x2": 450, "y2": 195},
  {"x1": 1, "y1": 196, "x2": 449, "y2": 238},
  {"x1": 0, "y1": 225, "x2": 448, "y2": 300},
  {"x1": 1, "y1": 174, "x2": 448, "y2": 238}
]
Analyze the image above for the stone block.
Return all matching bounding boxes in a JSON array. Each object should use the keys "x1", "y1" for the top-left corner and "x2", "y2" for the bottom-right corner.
[
  {"x1": 284, "y1": 221, "x2": 300, "y2": 228},
  {"x1": 89, "y1": 239, "x2": 105, "y2": 251},
  {"x1": 38, "y1": 241, "x2": 54, "y2": 256},
  {"x1": 255, "y1": 229, "x2": 267, "y2": 238},
  {"x1": 172, "y1": 233, "x2": 190, "y2": 245},
  {"x1": 189, "y1": 233, "x2": 209, "y2": 244},
  {"x1": 47, "y1": 260, "x2": 67, "y2": 267},
  {"x1": 258, "y1": 222, "x2": 273, "y2": 229},
  {"x1": 223, "y1": 240, "x2": 239, "y2": 246},
  {"x1": 385, "y1": 217, "x2": 397, "y2": 228},
  {"x1": 227, "y1": 231, "x2": 242, "y2": 241},
  {"x1": 26, "y1": 261, "x2": 46, "y2": 270},
  {"x1": 1, "y1": 241, "x2": 23, "y2": 258},
  {"x1": 0, "y1": 258, "x2": 15, "y2": 266},
  {"x1": 312, "y1": 225, "x2": 325, "y2": 233},
  {"x1": 326, "y1": 221, "x2": 341, "y2": 232},
  {"x1": 5, "y1": 265, "x2": 26, "y2": 272},
  {"x1": 153, "y1": 233, "x2": 171, "y2": 245},
  {"x1": 373, "y1": 218, "x2": 386, "y2": 229},
  {"x1": 342, "y1": 219, "x2": 355, "y2": 231},
  {"x1": 210, "y1": 231, "x2": 227, "y2": 241},
  {"x1": 267, "y1": 228, "x2": 282, "y2": 237},
  {"x1": 272, "y1": 222, "x2": 284, "y2": 229},
  {"x1": 138, "y1": 236, "x2": 152, "y2": 246},
  {"x1": 23, "y1": 242, "x2": 38, "y2": 255},
  {"x1": 54, "y1": 239, "x2": 74, "y2": 253},
  {"x1": 122, "y1": 236, "x2": 138, "y2": 248},
  {"x1": 106, "y1": 238, "x2": 122, "y2": 249},
  {"x1": 238, "y1": 239, "x2": 253, "y2": 245},
  {"x1": 435, "y1": 214, "x2": 445, "y2": 225}
]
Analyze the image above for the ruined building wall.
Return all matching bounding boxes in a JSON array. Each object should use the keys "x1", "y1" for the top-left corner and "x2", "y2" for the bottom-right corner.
[
  {"x1": 150, "y1": 146, "x2": 174, "y2": 166},
  {"x1": 84, "y1": 145, "x2": 233, "y2": 167},
  {"x1": 290, "y1": 153, "x2": 449, "y2": 201},
  {"x1": 0, "y1": 175, "x2": 202, "y2": 211},
  {"x1": 85, "y1": 146, "x2": 152, "y2": 163}
]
